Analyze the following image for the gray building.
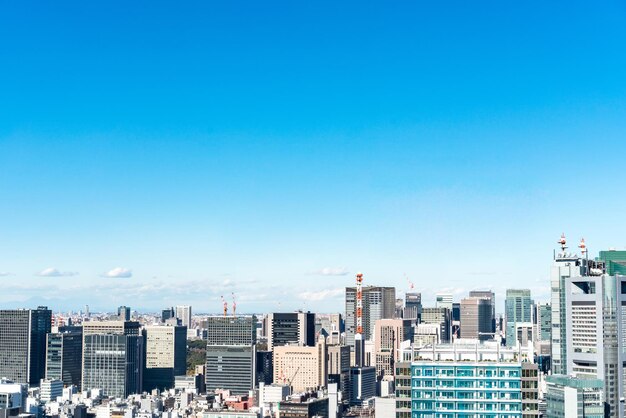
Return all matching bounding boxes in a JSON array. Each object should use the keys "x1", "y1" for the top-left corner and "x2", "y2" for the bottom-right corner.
[
  {"x1": 566, "y1": 273, "x2": 626, "y2": 418},
  {"x1": 505, "y1": 289, "x2": 533, "y2": 347},
  {"x1": 327, "y1": 345, "x2": 350, "y2": 404},
  {"x1": 82, "y1": 321, "x2": 143, "y2": 398},
  {"x1": 117, "y1": 306, "x2": 131, "y2": 321},
  {"x1": 175, "y1": 306, "x2": 192, "y2": 328},
  {"x1": 545, "y1": 375, "x2": 604, "y2": 418},
  {"x1": 45, "y1": 325, "x2": 83, "y2": 388},
  {"x1": 535, "y1": 302, "x2": 551, "y2": 342},
  {"x1": 460, "y1": 297, "x2": 492, "y2": 341},
  {"x1": 0, "y1": 307, "x2": 51, "y2": 385},
  {"x1": 265, "y1": 312, "x2": 315, "y2": 351},
  {"x1": 142, "y1": 324, "x2": 187, "y2": 391},
  {"x1": 403, "y1": 292, "x2": 421, "y2": 321},
  {"x1": 469, "y1": 290, "x2": 495, "y2": 333},
  {"x1": 345, "y1": 286, "x2": 396, "y2": 347},
  {"x1": 205, "y1": 316, "x2": 256, "y2": 395},
  {"x1": 421, "y1": 307, "x2": 451, "y2": 343},
  {"x1": 349, "y1": 366, "x2": 376, "y2": 406}
]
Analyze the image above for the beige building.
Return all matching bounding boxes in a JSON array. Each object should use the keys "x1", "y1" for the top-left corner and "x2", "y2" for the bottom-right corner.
[
  {"x1": 273, "y1": 339, "x2": 327, "y2": 392},
  {"x1": 374, "y1": 319, "x2": 413, "y2": 377}
]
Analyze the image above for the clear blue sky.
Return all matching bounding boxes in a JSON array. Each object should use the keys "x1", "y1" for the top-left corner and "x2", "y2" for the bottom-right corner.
[{"x1": 1, "y1": 1, "x2": 626, "y2": 313}]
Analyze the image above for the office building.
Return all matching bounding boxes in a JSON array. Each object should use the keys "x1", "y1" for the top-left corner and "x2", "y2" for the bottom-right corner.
[
  {"x1": 175, "y1": 306, "x2": 192, "y2": 328},
  {"x1": 273, "y1": 339, "x2": 327, "y2": 392},
  {"x1": 205, "y1": 316, "x2": 256, "y2": 395},
  {"x1": 278, "y1": 396, "x2": 329, "y2": 418},
  {"x1": 256, "y1": 351, "x2": 273, "y2": 386},
  {"x1": 39, "y1": 379, "x2": 62, "y2": 402},
  {"x1": 0, "y1": 307, "x2": 52, "y2": 385},
  {"x1": 373, "y1": 319, "x2": 413, "y2": 377},
  {"x1": 265, "y1": 312, "x2": 315, "y2": 351},
  {"x1": 0, "y1": 379, "x2": 27, "y2": 418},
  {"x1": 161, "y1": 307, "x2": 175, "y2": 323},
  {"x1": 410, "y1": 341, "x2": 531, "y2": 417},
  {"x1": 420, "y1": 307, "x2": 451, "y2": 342},
  {"x1": 460, "y1": 296, "x2": 492, "y2": 341},
  {"x1": 349, "y1": 367, "x2": 376, "y2": 406},
  {"x1": 545, "y1": 375, "x2": 604, "y2": 418},
  {"x1": 435, "y1": 293, "x2": 453, "y2": 310},
  {"x1": 566, "y1": 272, "x2": 626, "y2": 418},
  {"x1": 413, "y1": 323, "x2": 441, "y2": 347},
  {"x1": 403, "y1": 292, "x2": 421, "y2": 321},
  {"x1": 82, "y1": 321, "x2": 143, "y2": 398},
  {"x1": 469, "y1": 290, "x2": 495, "y2": 332},
  {"x1": 505, "y1": 289, "x2": 533, "y2": 347},
  {"x1": 45, "y1": 325, "x2": 83, "y2": 388},
  {"x1": 117, "y1": 306, "x2": 131, "y2": 321},
  {"x1": 599, "y1": 249, "x2": 626, "y2": 275},
  {"x1": 345, "y1": 286, "x2": 396, "y2": 346},
  {"x1": 521, "y1": 363, "x2": 540, "y2": 417},
  {"x1": 327, "y1": 345, "x2": 350, "y2": 404},
  {"x1": 535, "y1": 302, "x2": 551, "y2": 342},
  {"x1": 142, "y1": 324, "x2": 187, "y2": 391}
]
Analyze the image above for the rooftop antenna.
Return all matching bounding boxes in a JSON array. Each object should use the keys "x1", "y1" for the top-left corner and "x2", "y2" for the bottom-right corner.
[
  {"x1": 221, "y1": 296, "x2": 228, "y2": 317},
  {"x1": 354, "y1": 272, "x2": 365, "y2": 367},
  {"x1": 558, "y1": 233, "x2": 567, "y2": 253},
  {"x1": 578, "y1": 238, "x2": 587, "y2": 257},
  {"x1": 231, "y1": 292, "x2": 237, "y2": 317}
]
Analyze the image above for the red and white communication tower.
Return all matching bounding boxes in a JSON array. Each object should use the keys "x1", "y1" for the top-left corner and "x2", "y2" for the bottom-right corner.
[{"x1": 356, "y1": 272, "x2": 364, "y2": 335}]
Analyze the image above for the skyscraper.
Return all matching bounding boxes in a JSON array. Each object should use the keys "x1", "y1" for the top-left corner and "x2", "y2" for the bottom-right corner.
[
  {"x1": 373, "y1": 318, "x2": 413, "y2": 377},
  {"x1": 345, "y1": 286, "x2": 395, "y2": 346},
  {"x1": 469, "y1": 290, "x2": 495, "y2": 333},
  {"x1": 175, "y1": 306, "x2": 192, "y2": 328},
  {"x1": 117, "y1": 306, "x2": 131, "y2": 321},
  {"x1": 161, "y1": 307, "x2": 175, "y2": 323},
  {"x1": 420, "y1": 307, "x2": 451, "y2": 343},
  {"x1": 505, "y1": 289, "x2": 533, "y2": 347},
  {"x1": 0, "y1": 307, "x2": 51, "y2": 385},
  {"x1": 535, "y1": 302, "x2": 551, "y2": 342},
  {"x1": 205, "y1": 316, "x2": 256, "y2": 395},
  {"x1": 142, "y1": 324, "x2": 187, "y2": 391},
  {"x1": 82, "y1": 321, "x2": 143, "y2": 398},
  {"x1": 266, "y1": 311, "x2": 315, "y2": 351},
  {"x1": 45, "y1": 325, "x2": 83, "y2": 388},
  {"x1": 403, "y1": 292, "x2": 421, "y2": 321},
  {"x1": 565, "y1": 272, "x2": 626, "y2": 418},
  {"x1": 460, "y1": 297, "x2": 492, "y2": 341}
]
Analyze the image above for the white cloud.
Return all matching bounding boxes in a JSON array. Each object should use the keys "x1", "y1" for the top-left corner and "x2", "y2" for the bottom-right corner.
[
  {"x1": 0, "y1": 272, "x2": 12, "y2": 277},
  {"x1": 37, "y1": 267, "x2": 78, "y2": 277},
  {"x1": 298, "y1": 288, "x2": 344, "y2": 301},
  {"x1": 102, "y1": 267, "x2": 132, "y2": 278},
  {"x1": 310, "y1": 267, "x2": 349, "y2": 276}
]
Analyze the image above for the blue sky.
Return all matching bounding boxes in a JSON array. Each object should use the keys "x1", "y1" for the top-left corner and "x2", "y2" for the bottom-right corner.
[{"x1": 1, "y1": 1, "x2": 626, "y2": 313}]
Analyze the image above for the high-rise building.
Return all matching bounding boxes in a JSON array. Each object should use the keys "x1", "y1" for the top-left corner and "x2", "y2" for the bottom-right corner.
[
  {"x1": 82, "y1": 321, "x2": 143, "y2": 398},
  {"x1": 117, "y1": 306, "x2": 131, "y2": 321},
  {"x1": 373, "y1": 319, "x2": 413, "y2": 377},
  {"x1": 265, "y1": 312, "x2": 315, "y2": 351},
  {"x1": 505, "y1": 289, "x2": 533, "y2": 347},
  {"x1": 161, "y1": 307, "x2": 175, "y2": 323},
  {"x1": 45, "y1": 325, "x2": 83, "y2": 388},
  {"x1": 469, "y1": 290, "x2": 495, "y2": 333},
  {"x1": 142, "y1": 324, "x2": 187, "y2": 391},
  {"x1": 255, "y1": 351, "x2": 273, "y2": 386},
  {"x1": 566, "y1": 273, "x2": 626, "y2": 418},
  {"x1": 410, "y1": 342, "x2": 533, "y2": 417},
  {"x1": 545, "y1": 375, "x2": 604, "y2": 418},
  {"x1": 460, "y1": 297, "x2": 492, "y2": 341},
  {"x1": 0, "y1": 307, "x2": 52, "y2": 385},
  {"x1": 175, "y1": 306, "x2": 192, "y2": 328},
  {"x1": 326, "y1": 345, "x2": 350, "y2": 404},
  {"x1": 420, "y1": 307, "x2": 451, "y2": 343},
  {"x1": 273, "y1": 339, "x2": 327, "y2": 392},
  {"x1": 403, "y1": 292, "x2": 421, "y2": 321},
  {"x1": 345, "y1": 286, "x2": 396, "y2": 347},
  {"x1": 435, "y1": 293, "x2": 453, "y2": 311},
  {"x1": 349, "y1": 366, "x2": 376, "y2": 406},
  {"x1": 599, "y1": 249, "x2": 626, "y2": 276},
  {"x1": 535, "y1": 302, "x2": 551, "y2": 342},
  {"x1": 204, "y1": 316, "x2": 256, "y2": 395}
]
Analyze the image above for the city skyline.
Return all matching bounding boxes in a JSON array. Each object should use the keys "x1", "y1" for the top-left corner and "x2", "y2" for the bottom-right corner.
[{"x1": 3, "y1": 1, "x2": 626, "y2": 313}]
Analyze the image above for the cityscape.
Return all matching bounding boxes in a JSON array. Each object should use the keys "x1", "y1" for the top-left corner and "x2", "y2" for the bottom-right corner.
[
  {"x1": 2, "y1": 2, "x2": 626, "y2": 418},
  {"x1": 1, "y1": 236, "x2": 625, "y2": 417}
]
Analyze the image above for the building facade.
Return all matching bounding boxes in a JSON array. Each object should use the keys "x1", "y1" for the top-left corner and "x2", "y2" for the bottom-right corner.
[
  {"x1": 0, "y1": 307, "x2": 51, "y2": 385},
  {"x1": 420, "y1": 308, "x2": 450, "y2": 343},
  {"x1": 273, "y1": 340, "x2": 327, "y2": 393},
  {"x1": 142, "y1": 324, "x2": 187, "y2": 391},
  {"x1": 373, "y1": 319, "x2": 414, "y2": 377},
  {"x1": 265, "y1": 312, "x2": 315, "y2": 351},
  {"x1": 459, "y1": 297, "x2": 492, "y2": 341},
  {"x1": 545, "y1": 375, "x2": 604, "y2": 418},
  {"x1": 345, "y1": 286, "x2": 396, "y2": 347},
  {"x1": 505, "y1": 289, "x2": 533, "y2": 347},
  {"x1": 45, "y1": 325, "x2": 83, "y2": 388},
  {"x1": 175, "y1": 306, "x2": 192, "y2": 328}
]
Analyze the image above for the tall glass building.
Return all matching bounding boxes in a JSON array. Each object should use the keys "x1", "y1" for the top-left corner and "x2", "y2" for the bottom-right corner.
[
  {"x1": 505, "y1": 289, "x2": 533, "y2": 347},
  {"x1": 45, "y1": 325, "x2": 83, "y2": 389}
]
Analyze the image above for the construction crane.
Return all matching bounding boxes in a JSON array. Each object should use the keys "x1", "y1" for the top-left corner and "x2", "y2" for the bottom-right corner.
[
  {"x1": 405, "y1": 273, "x2": 414, "y2": 290},
  {"x1": 220, "y1": 296, "x2": 228, "y2": 317},
  {"x1": 232, "y1": 292, "x2": 237, "y2": 317}
]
